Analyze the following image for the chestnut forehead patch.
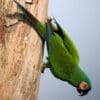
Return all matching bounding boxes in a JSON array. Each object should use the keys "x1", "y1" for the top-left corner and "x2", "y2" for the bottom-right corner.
[{"x1": 79, "y1": 81, "x2": 89, "y2": 90}]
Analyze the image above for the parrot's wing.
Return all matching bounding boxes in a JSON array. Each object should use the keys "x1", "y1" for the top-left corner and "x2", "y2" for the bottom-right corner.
[
  {"x1": 14, "y1": 0, "x2": 45, "y2": 39},
  {"x1": 46, "y1": 20, "x2": 74, "y2": 80},
  {"x1": 52, "y1": 18, "x2": 80, "y2": 64}
]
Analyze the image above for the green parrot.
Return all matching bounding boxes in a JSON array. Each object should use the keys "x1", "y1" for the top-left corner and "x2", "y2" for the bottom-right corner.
[{"x1": 14, "y1": 0, "x2": 92, "y2": 96}]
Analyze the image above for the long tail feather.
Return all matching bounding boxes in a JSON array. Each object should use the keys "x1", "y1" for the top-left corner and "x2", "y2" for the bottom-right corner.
[{"x1": 14, "y1": 0, "x2": 45, "y2": 39}]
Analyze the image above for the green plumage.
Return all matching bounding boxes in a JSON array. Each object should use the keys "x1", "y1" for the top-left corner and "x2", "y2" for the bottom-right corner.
[
  {"x1": 14, "y1": 0, "x2": 92, "y2": 96},
  {"x1": 46, "y1": 20, "x2": 91, "y2": 86}
]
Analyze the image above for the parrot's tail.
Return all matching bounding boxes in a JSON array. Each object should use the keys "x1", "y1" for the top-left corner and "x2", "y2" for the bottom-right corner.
[{"x1": 14, "y1": 0, "x2": 45, "y2": 39}]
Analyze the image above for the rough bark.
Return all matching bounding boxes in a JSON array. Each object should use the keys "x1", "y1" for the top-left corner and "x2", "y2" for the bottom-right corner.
[{"x1": 0, "y1": 0, "x2": 48, "y2": 100}]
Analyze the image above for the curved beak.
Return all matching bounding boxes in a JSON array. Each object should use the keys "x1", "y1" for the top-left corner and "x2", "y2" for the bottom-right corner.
[{"x1": 77, "y1": 88, "x2": 91, "y2": 96}]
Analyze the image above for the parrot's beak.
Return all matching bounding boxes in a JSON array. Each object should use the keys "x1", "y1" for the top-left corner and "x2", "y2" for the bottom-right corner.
[{"x1": 77, "y1": 88, "x2": 91, "y2": 96}]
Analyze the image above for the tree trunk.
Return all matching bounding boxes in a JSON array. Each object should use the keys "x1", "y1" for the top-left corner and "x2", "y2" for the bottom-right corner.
[{"x1": 0, "y1": 0, "x2": 48, "y2": 100}]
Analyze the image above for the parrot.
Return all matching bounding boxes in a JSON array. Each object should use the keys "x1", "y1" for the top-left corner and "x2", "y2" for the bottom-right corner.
[{"x1": 14, "y1": 0, "x2": 92, "y2": 96}]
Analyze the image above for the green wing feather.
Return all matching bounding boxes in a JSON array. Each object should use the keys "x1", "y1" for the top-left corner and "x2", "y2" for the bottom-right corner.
[
  {"x1": 46, "y1": 20, "x2": 75, "y2": 81},
  {"x1": 46, "y1": 20, "x2": 91, "y2": 89},
  {"x1": 53, "y1": 19, "x2": 79, "y2": 64}
]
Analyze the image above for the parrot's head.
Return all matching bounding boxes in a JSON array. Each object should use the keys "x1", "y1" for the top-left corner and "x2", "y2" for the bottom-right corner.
[
  {"x1": 77, "y1": 81, "x2": 91, "y2": 96},
  {"x1": 70, "y1": 66, "x2": 92, "y2": 96}
]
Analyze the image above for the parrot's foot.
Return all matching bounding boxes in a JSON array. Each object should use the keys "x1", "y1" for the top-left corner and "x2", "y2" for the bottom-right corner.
[
  {"x1": 41, "y1": 63, "x2": 46, "y2": 73},
  {"x1": 46, "y1": 16, "x2": 52, "y2": 23},
  {"x1": 47, "y1": 17, "x2": 52, "y2": 22},
  {"x1": 41, "y1": 62, "x2": 51, "y2": 73},
  {"x1": 46, "y1": 17, "x2": 57, "y2": 23}
]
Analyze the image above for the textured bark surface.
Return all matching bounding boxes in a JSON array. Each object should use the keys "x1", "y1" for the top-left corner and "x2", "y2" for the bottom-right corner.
[{"x1": 0, "y1": 0, "x2": 48, "y2": 100}]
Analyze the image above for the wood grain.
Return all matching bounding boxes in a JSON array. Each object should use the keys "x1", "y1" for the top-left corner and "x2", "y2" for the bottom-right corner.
[{"x1": 0, "y1": 0, "x2": 48, "y2": 100}]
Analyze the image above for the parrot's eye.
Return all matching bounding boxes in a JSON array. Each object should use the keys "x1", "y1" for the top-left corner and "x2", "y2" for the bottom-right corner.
[{"x1": 77, "y1": 81, "x2": 91, "y2": 96}]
